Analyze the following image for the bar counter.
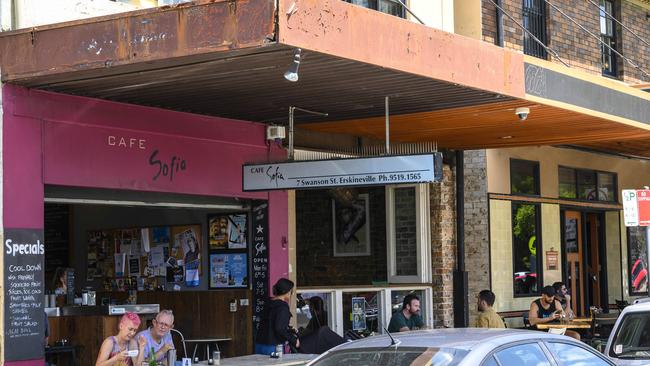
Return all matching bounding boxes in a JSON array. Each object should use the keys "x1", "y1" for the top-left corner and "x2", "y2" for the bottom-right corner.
[{"x1": 47, "y1": 304, "x2": 159, "y2": 365}]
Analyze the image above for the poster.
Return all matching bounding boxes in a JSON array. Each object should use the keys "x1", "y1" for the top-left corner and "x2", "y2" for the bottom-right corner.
[
  {"x1": 228, "y1": 214, "x2": 248, "y2": 249},
  {"x1": 153, "y1": 227, "x2": 170, "y2": 246},
  {"x1": 210, "y1": 253, "x2": 248, "y2": 288},
  {"x1": 173, "y1": 226, "x2": 202, "y2": 287},
  {"x1": 115, "y1": 253, "x2": 126, "y2": 278},
  {"x1": 351, "y1": 297, "x2": 366, "y2": 331},
  {"x1": 209, "y1": 216, "x2": 229, "y2": 249},
  {"x1": 128, "y1": 255, "x2": 141, "y2": 276},
  {"x1": 628, "y1": 227, "x2": 648, "y2": 295},
  {"x1": 332, "y1": 193, "x2": 371, "y2": 257}
]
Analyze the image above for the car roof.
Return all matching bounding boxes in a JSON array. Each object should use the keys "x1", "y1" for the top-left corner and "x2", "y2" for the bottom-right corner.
[{"x1": 331, "y1": 328, "x2": 572, "y2": 352}]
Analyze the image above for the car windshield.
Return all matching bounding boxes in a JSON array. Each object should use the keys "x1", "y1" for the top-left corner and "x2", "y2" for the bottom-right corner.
[
  {"x1": 310, "y1": 347, "x2": 468, "y2": 366},
  {"x1": 609, "y1": 311, "x2": 650, "y2": 359}
]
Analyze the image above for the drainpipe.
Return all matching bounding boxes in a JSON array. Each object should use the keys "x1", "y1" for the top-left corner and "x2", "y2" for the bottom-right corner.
[
  {"x1": 453, "y1": 150, "x2": 469, "y2": 328},
  {"x1": 495, "y1": 0, "x2": 504, "y2": 47}
]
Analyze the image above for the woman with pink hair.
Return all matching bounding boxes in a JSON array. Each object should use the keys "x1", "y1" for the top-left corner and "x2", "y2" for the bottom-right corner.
[{"x1": 95, "y1": 312, "x2": 147, "y2": 366}]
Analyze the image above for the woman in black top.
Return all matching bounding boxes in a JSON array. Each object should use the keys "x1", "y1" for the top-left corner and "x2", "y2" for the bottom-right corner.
[{"x1": 255, "y1": 278, "x2": 300, "y2": 355}]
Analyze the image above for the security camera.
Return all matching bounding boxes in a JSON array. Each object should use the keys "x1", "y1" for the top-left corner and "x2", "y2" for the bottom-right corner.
[{"x1": 515, "y1": 107, "x2": 530, "y2": 121}]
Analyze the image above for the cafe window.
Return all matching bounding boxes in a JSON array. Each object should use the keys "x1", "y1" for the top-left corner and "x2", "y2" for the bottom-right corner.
[
  {"x1": 386, "y1": 184, "x2": 431, "y2": 283},
  {"x1": 510, "y1": 159, "x2": 540, "y2": 196},
  {"x1": 345, "y1": 0, "x2": 406, "y2": 18},
  {"x1": 558, "y1": 167, "x2": 617, "y2": 202},
  {"x1": 512, "y1": 203, "x2": 542, "y2": 297}
]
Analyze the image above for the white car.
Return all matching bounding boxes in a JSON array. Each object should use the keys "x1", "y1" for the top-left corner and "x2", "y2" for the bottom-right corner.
[{"x1": 605, "y1": 299, "x2": 650, "y2": 365}]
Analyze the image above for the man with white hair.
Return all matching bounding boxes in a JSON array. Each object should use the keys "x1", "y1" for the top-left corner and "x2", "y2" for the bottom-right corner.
[{"x1": 137, "y1": 309, "x2": 175, "y2": 362}]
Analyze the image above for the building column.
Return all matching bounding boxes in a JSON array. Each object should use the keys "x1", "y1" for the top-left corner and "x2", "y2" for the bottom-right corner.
[{"x1": 430, "y1": 164, "x2": 456, "y2": 327}]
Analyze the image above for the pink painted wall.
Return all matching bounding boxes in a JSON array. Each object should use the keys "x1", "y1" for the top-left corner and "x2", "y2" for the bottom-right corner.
[{"x1": 2, "y1": 84, "x2": 289, "y2": 364}]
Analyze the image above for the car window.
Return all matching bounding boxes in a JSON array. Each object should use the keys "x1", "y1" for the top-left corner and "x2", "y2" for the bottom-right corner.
[
  {"x1": 546, "y1": 342, "x2": 611, "y2": 365},
  {"x1": 495, "y1": 343, "x2": 551, "y2": 366},
  {"x1": 310, "y1": 347, "x2": 468, "y2": 366},
  {"x1": 481, "y1": 356, "x2": 499, "y2": 366},
  {"x1": 608, "y1": 311, "x2": 650, "y2": 360}
]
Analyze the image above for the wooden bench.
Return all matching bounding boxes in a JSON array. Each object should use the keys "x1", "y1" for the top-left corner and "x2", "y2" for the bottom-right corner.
[{"x1": 497, "y1": 310, "x2": 529, "y2": 329}]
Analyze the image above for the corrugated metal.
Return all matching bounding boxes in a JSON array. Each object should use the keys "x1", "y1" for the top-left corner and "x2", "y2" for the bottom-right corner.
[{"x1": 25, "y1": 47, "x2": 510, "y2": 123}]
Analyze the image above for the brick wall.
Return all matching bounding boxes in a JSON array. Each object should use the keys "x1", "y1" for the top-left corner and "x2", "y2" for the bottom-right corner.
[
  {"x1": 296, "y1": 187, "x2": 387, "y2": 286},
  {"x1": 463, "y1": 150, "x2": 491, "y2": 326},
  {"x1": 430, "y1": 164, "x2": 456, "y2": 328},
  {"x1": 482, "y1": 0, "x2": 650, "y2": 83}
]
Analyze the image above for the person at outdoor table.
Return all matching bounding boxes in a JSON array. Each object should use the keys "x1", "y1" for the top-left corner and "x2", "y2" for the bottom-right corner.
[
  {"x1": 255, "y1": 278, "x2": 300, "y2": 355},
  {"x1": 553, "y1": 281, "x2": 574, "y2": 319},
  {"x1": 136, "y1": 309, "x2": 175, "y2": 363},
  {"x1": 96, "y1": 312, "x2": 146, "y2": 366},
  {"x1": 476, "y1": 290, "x2": 505, "y2": 328},
  {"x1": 529, "y1": 286, "x2": 580, "y2": 340},
  {"x1": 388, "y1": 294, "x2": 424, "y2": 332}
]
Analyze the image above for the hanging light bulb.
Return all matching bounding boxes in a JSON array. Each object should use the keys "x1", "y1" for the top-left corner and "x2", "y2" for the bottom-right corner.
[{"x1": 284, "y1": 48, "x2": 302, "y2": 82}]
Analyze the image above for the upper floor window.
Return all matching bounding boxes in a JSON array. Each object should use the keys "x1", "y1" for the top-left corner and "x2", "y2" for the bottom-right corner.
[
  {"x1": 600, "y1": 0, "x2": 618, "y2": 77},
  {"x1": 345, "y1": 0, "x2": 406, "y2": 18},
  {"x1": 558, "y1": 167, "x2": 617, "y2": 202},
  {"x1": 522, "y1": 0, "x2": 548, "y2": 59},
  {"x1": 510, "y1": 159, "x2": 540, "y2": 196}
]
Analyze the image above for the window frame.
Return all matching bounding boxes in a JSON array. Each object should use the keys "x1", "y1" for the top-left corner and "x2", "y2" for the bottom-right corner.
[
  {"x1": 511, "y1": 202, "x2": 543, "y2": 298},
  {"x1": 557, "y1": 166, "x2": 618, "y2": 203},
  {"x1": 344, "y1": 0, "x2": 407, "y2": 18},
  {"x1": 510, "y1": 158, "x2": 541, "y2": 196},
  {"x1": 600, "y1": 0, "x2": 618, "y2": 77},
  {"x1": 522, "y1": 0, "x2": 549, "y2": 59},
  {"x1": 385, "y1": 184, "x2": 431, "y2": 284}
]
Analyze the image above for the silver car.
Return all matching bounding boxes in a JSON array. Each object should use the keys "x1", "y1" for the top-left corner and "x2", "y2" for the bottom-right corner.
[
  {"x1": 605, "y1": 299, "x2": 650, "y2": 365},
  {"x1": 307, "y1": 328, "x2": 614, "y2": 366}
]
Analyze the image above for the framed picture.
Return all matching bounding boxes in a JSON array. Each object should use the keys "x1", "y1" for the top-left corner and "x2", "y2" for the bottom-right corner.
[
  {"x1": 332, "y1": 193, "x2": 371, "y2": 257},
  {"x1": 208, "y1": 214, "x2": 248, "y2": 250},
  {"x1": 209, "y1": 253, "x2": 249, "y2": 289}
]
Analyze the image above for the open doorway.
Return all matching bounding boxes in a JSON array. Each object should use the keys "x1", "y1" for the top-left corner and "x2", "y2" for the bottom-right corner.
[{"x1": 561, "y1": 210, "x2": 608, "y2": 316}]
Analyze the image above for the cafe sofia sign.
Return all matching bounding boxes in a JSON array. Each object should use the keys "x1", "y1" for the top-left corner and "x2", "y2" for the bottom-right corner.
[{"x1": 243, "y1": 153, "x2": 443, "y2": 191}]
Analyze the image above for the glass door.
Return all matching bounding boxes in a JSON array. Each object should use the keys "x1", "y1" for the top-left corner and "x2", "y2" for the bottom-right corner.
[{"x1": 564, "y1": 211, "x2": 584, "y2": 317}]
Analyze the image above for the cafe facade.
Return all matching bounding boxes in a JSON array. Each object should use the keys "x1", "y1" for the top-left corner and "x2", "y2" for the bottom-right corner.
[{"x1": 1, "y1": 84, "x2": 288, "y2": 365}]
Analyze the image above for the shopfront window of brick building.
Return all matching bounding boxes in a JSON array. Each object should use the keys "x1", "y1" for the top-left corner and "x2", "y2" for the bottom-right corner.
[
  {"x1": 345, "y1": 0, "x2": 406, "y2": 18},
  {"x1": 559, "y1": 167, "x2": 617, "y2": 202},
  {"x1": 522, "y1": 0, "x2": 548, "y2": 59},
  {"x1": 510, "y1": 159, "x2": 540, "y2": 196},
  {"x1": 512, "y1": 203, "x2": 542, "y2": 296},
  {"x1": 600, "y1": 0, "x2": 618, "y2": 77}
]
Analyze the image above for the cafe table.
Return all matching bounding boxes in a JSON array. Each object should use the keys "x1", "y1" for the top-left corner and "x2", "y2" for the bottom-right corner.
[
  {"x1": 571, "y1": 317, "x2": 593, "y2": 323},
  {"x1": 535, "y1": 321, "x2": 592, "y2": 330}
]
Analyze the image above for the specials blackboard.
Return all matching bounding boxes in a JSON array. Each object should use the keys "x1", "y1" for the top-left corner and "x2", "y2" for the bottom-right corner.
[
  {"x1": 252, "y1": 201, "x2": 269, "y2": 337},
  {"x1": 4, "y1": 228, "x2": 45, "y2": 361}
]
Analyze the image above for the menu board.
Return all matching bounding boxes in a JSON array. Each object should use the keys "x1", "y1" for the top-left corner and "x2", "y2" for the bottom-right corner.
[
  {"x1": 252, "y1": 202, "x2": 269, "y2": 335},
  {"x1": 4, "y1": 228, "x2": 45, "y2": 361}
]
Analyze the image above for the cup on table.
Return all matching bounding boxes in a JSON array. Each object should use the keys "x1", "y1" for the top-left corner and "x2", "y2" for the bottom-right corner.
[{"x1": 212, "y1": 351, "x2": 220, "y2": 365}]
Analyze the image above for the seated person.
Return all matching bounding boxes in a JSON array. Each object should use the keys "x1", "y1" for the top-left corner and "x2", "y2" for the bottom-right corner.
[
  {"x1": 388, "y1": 294, "x2": 424, "y2": 332},
  {"x1": 136, "y1": 310, "x2": 175, "y2": 363},
  {"x1": 96, "y1": 312, "x2": 146, "y2": 366},
  {"x1": 553, "y1": 281, "x2": 574, "y2": 319},
  {"x1": 529, "y1": 286, "x2": 580, "y2": 340},
  {"x1": 476, "y1": 290, "x2": 505, "y2": 328}
]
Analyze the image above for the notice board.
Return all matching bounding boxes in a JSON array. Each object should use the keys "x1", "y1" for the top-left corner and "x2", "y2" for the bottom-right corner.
[
  {"x1": 4, "y1": 228, "x2": 45, "y2": 361},
  {"x1": 252, "y1": 201, "x2": 269, "y2": 336}
]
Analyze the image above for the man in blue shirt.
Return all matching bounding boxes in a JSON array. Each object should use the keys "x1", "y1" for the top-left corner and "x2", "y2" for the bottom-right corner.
[
  {"x1": 388, "y1": 294, "x2": 424, "y2": 332},
  {"x1": 137, "y1": 309, "x2": 175, "y2": 362}
]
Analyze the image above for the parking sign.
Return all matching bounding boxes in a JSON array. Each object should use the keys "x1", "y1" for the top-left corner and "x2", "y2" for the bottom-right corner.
[{"x1": 623, "y1": 189, "x2": 639, "y2": 227}]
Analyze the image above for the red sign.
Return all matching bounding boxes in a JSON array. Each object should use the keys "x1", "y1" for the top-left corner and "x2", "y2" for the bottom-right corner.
[{"x1": 637, "y1": 189, "x2": 650, "y2": 226}]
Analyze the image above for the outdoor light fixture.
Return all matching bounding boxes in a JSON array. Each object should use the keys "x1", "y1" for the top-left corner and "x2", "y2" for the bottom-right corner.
[
  {"x1": 515, "y1": 107, "x2": 530, "y2": 121},
  {"x1": 284, "y1": 48, "x2": 302, "y2": 82}
]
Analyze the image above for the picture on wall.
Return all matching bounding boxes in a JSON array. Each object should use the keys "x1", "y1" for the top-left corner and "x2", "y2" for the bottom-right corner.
[
  {"x1": 209, "y1": 253, "x2": 248, "y2": 288},
  {"x1": 332, "y1": 193, "x2": 371, "y2": 257},
  {"x1": 174, "y1": 227, "x2": 201, "y2": 287},
  {"x1": 628, "y1": 226, "x2": 648, "y2": 295},
  {"x1": 209, "y1": 214, "x2": 248, "y2": 250}
]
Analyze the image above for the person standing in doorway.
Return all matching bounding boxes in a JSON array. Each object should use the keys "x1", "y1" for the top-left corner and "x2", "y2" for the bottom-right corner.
[
  {"x1": 476, "y1": 290, "x2": 505, "y2": 328},
  {"x1": 388, "y1": 294, "x2": 424, "y2": 332}
]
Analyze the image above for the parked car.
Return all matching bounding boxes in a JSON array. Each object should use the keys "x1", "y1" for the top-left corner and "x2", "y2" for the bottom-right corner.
[
  {"x1": 306, "y1": 328, "x2": 614, "y2": 366},
  {"x1": 605, "y1": 299, "x2": 650, "y2": 365}
]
